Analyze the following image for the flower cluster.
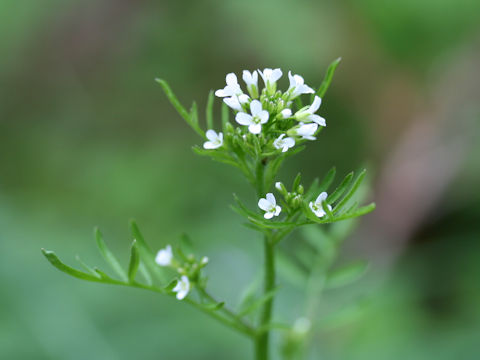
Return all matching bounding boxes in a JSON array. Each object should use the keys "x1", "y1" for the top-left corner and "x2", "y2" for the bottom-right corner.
[
  {"x1": 203, "y1": 68, "x2": 326, "y2": 152},
  {"x1": 155, "y1": 245, "x2": 209, "y2": 300}
]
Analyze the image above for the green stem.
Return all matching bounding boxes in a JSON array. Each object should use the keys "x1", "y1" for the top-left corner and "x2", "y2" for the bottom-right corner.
[{"x1": 255, "y1": 235, "x2": 276, "y2": 360}]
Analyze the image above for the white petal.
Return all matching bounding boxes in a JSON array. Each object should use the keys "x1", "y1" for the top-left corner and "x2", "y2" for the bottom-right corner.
[
  {"x1": 206, "y1": 129, "x2": 217, "y2": 141},
  {"x1": 271, "y1": 68, "x2": 283, "y2": 82},
  {"x1": 226, "y1": 73, "x2": 238, "y2": 86},
  {"x1": 280, "y1": 109, "x2": 292, "y2": 118},
  {"x1": 266, "y1": 193, "x2": 276, "y2": 205},
  {"x1": 250, "y1": 100, "x2": 262, "y2": 115},
  {"x1": 309, "y1": 96, "x2": 322, "y2": 113},
  {"x1": 215, "y1": 89, "x2": 228, "y2": 97},
  {"x1": 236, "y1": 112, "x2": 253, "y2": 125},
  {"x1": 309, "y1": 114, "x2": 326, "y2": 126},
  {"x1": 302, "y1": 84, "x2": 315, "y2": 94},
  {"x1": 293, "y1": 74, "x2": 304, "y2": 85},
  {"x1": 258, "y1": 198, "x2": 271, "y2": 211},
  {"x1": 258, "y1": 110, "x2": 269, "y2": 123},
  {"x1": 274, "y1": 205, "x2": 282, "y2": 216},
  {"x1": 284, "y1": 137, "x2": 295, "y2": 147},
  {"x1": 275, "y1": 182, "x2": 283, "y2": 190},
  {"x1": 155, "y1": 245, "x2": 172, "y2": 266},
  {"x1": 288, "y1": 71, "x2": 295, "y2": 88},
  {"x1": 318, "y1": 192, "x2": 328, "y2": 202},
  {"x1": 264, "y1": 211, "x2": 274, "y2": 219},
  {"x1": 238, "y1": 94, "x2": 250, "y2": 104},
  {"x1": 224, "y1": 97, "x2": 242, "y2": 111},
  {"x1": 248, "y1": 123, "x2": 262, "y2": 134}
]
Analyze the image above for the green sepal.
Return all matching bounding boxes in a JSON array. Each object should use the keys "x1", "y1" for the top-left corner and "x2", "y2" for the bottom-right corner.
[
  {"x1": 95, "y1": 227, "x2": 128, "y2": 282},
  {"x1": 128, "y1": 240, "x2": 140, "y2": 283}
]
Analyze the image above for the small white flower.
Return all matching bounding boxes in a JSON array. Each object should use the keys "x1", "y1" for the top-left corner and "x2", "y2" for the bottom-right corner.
[
  {"x1": 173, "y1": 275, "x2": 190, "y2": 300},
  {"x1": 242, "y1": 70, "x2": 259, "y2": 98},
  {"x1": 223, "y1": 94, "x2": 250, "y2": 112},
  {"x1": 258, "y1": 193, "x2": 282, "y2": 219},
  {"x1": 258, "y1": 68, "x2": 282, "y2": 94},
  {"x1": 203, "y1": 130, "x2": 223, "y2": 149},
  {"x1": 215, "y1": 73, "x2": 242, "y2": 98},
  {"x1": 309, "y1": 192, "x2": 332, "y2": 218},
  {"x1": 279, "y1": 108, "x2": 292, "y2": 119},
  {"x1": 288, "y1": 71, "x2": 315, "y2": 99},
  {"x1": 155, "y1": 245, "x2": 173, "y2": 266},
  {"x1": 200, "y1": 256, "x2": 209, "y2": 265},
  {"x1": 289, "y1": 122, "x2": 318, "y2": 140},
  {"x1": 273, "y1": 134, "x2": 295, "y2": 152},
  {"x1": 235, "y1": 100, "x2": 269, "y2": 134},
  {"x1": 275, "y1": 182, "x2": 283, "y2": 191},
  {"x1": 295, "y1": 96, "x2": 326, "y2": 126}
]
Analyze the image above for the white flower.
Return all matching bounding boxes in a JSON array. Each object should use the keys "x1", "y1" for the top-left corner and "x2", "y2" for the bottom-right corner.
[
  {"x1": 173, "y1": 275, "x2": 190, "y2": 300},
  {"x1": 155, "y1": 245, "x2": 173, "y2": 266},
  {"x1": 203, "y1": 130, "x2": 223, "y2": 149},
  {"x1": 288, "y1": 71, "x2": 314, "y2": 99},
  {"x1": 309, "y1": 192, "x2": 332, "y2": 218},
  {"x1": 273, "y1": 134, "x2": 295, "y2": 152},
  {"x1": 215, "y1": 73, "x2": 242, "y2": 98},
  {"x1": 235, "y1": 100, "x2": 269, "y2": 134},
  {"x1": 223, "y1": 94, "x2": 250, "y2": 112},
  {"x1": 279, "y1": 108, "x2": 292, "y2": 119},
  {"x1": 200, "y1": 256, "x2": 209, "y2": 265},
  {"x1": 258, "y1": 193, "x2": 282, "y2": 219},
  {"x1": 295, "y1": 96, "x2": 326, "y2": 126},
  {"x1": 289, "y1": 122, "x2": 318, "y2": 140},
  {"x1": 242, "y1": 70, "x2": 259, "y2": 98},
  {"x1": 258, "y1": 68, "x2": 282, "y2": 94}
]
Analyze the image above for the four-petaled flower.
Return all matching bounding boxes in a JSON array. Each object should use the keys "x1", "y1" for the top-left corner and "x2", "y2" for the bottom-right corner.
[
  {"x1": 258, "y1": 68, "x2": 282, "y2": 94},
  {"x1": 215, "y1": 73, "x2": 242, "y2": 98},
  {"x1": 273, "y1": 134, "x2": 295, "y2": 152},
  {"x1": 295, "y1": 96, "x2": 326, "y2": 126},
  {"x1": 203, "y1": 130, "x2": 223, "y2": 149},
  {"x1": 289, "y1": 122, "x2": 318, "y2": 140},
  {"x1": 309, "y1": 192, "x2": 332, "y2": 218},
  {"x1": 258, "y1": 193, "x2": 282, "y2": 219},
  {"x1": 242, "y1": 70, "x2": 259, "y2": 98},
  {"x1": 235, "y1": 100, "x2": 269, "y2": 134},
  {"x1": 173, "y1": 275, "x2": 190, "y2": 300},
  {"x1": 155, "y1": 245, "x2": 173, "y2": 266},
  {"x1": 288, "y1": 71, "x2": 314, "y2": 99}
]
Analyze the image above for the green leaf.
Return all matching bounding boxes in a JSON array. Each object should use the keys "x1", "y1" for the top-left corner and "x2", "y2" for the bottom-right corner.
[
  {"x1": 42, "y1": 249, "x2": 104, "y2": 283},
  {"x1": 327, "y1": 172, "x2": 353, "y2": 204},
  {"x1": 238, "y1": 287, "x2": 279, "y2": 317},
  {"x1": 312, "y1": 57, "x2": 341, "y2": 101},
  {"x1": 190, "y1": 101, "x2": 200, "y2": 128},
  {"x1": 206, "y1": 90, "x2": 214, "y2": 130},
  {"x1": 95, "y1": 227, "x2": 128, "y2": 282},
  {"x1": 333, "y1": 169, "x2": 366, "y2": 214},
  {"x1": 128, "y1": 240, "x2": 140, "y2": 283},
  {"x1": 75, "y1": 255, "x2": 100, "y2": 278},
  {"x1": 130, "y1": 220, "x2": 166, "y2": 283},
  {"x1": 138, "y1": 262, "x2": 152, "y2": 286},
  {"x1": 164, "y1": 279, "x2": 178, "y2": 292},
  {"x1": 155, "y1": 78, "x2": 204, "y2": 137},
  {"x1": 326, "y1": 260, "x2": 369, "y2": 289},
  {"x1": 202, "y1": 301, "x2": 225, "y2": 311},
  {"x1": 319, "y1": 298, "x2": 368, "y2": 330}
]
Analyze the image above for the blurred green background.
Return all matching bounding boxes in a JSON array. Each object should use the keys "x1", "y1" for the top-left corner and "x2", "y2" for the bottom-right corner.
[{"x1": 1, "y1": 0, "x2": 479, "y2": 359}]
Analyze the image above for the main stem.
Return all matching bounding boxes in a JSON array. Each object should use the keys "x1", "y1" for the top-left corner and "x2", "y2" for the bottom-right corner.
[
  {"x1": 255, "y1": 235, "x2": 275, "y2": 360},
  {"x1": 254, "y1": 159, "x2": 276, "y2": 360}
]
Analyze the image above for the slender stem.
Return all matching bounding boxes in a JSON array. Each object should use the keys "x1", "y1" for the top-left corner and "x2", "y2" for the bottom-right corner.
[{"x1": 255, "y1": 235, "x2": 276, "y2": 360}]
